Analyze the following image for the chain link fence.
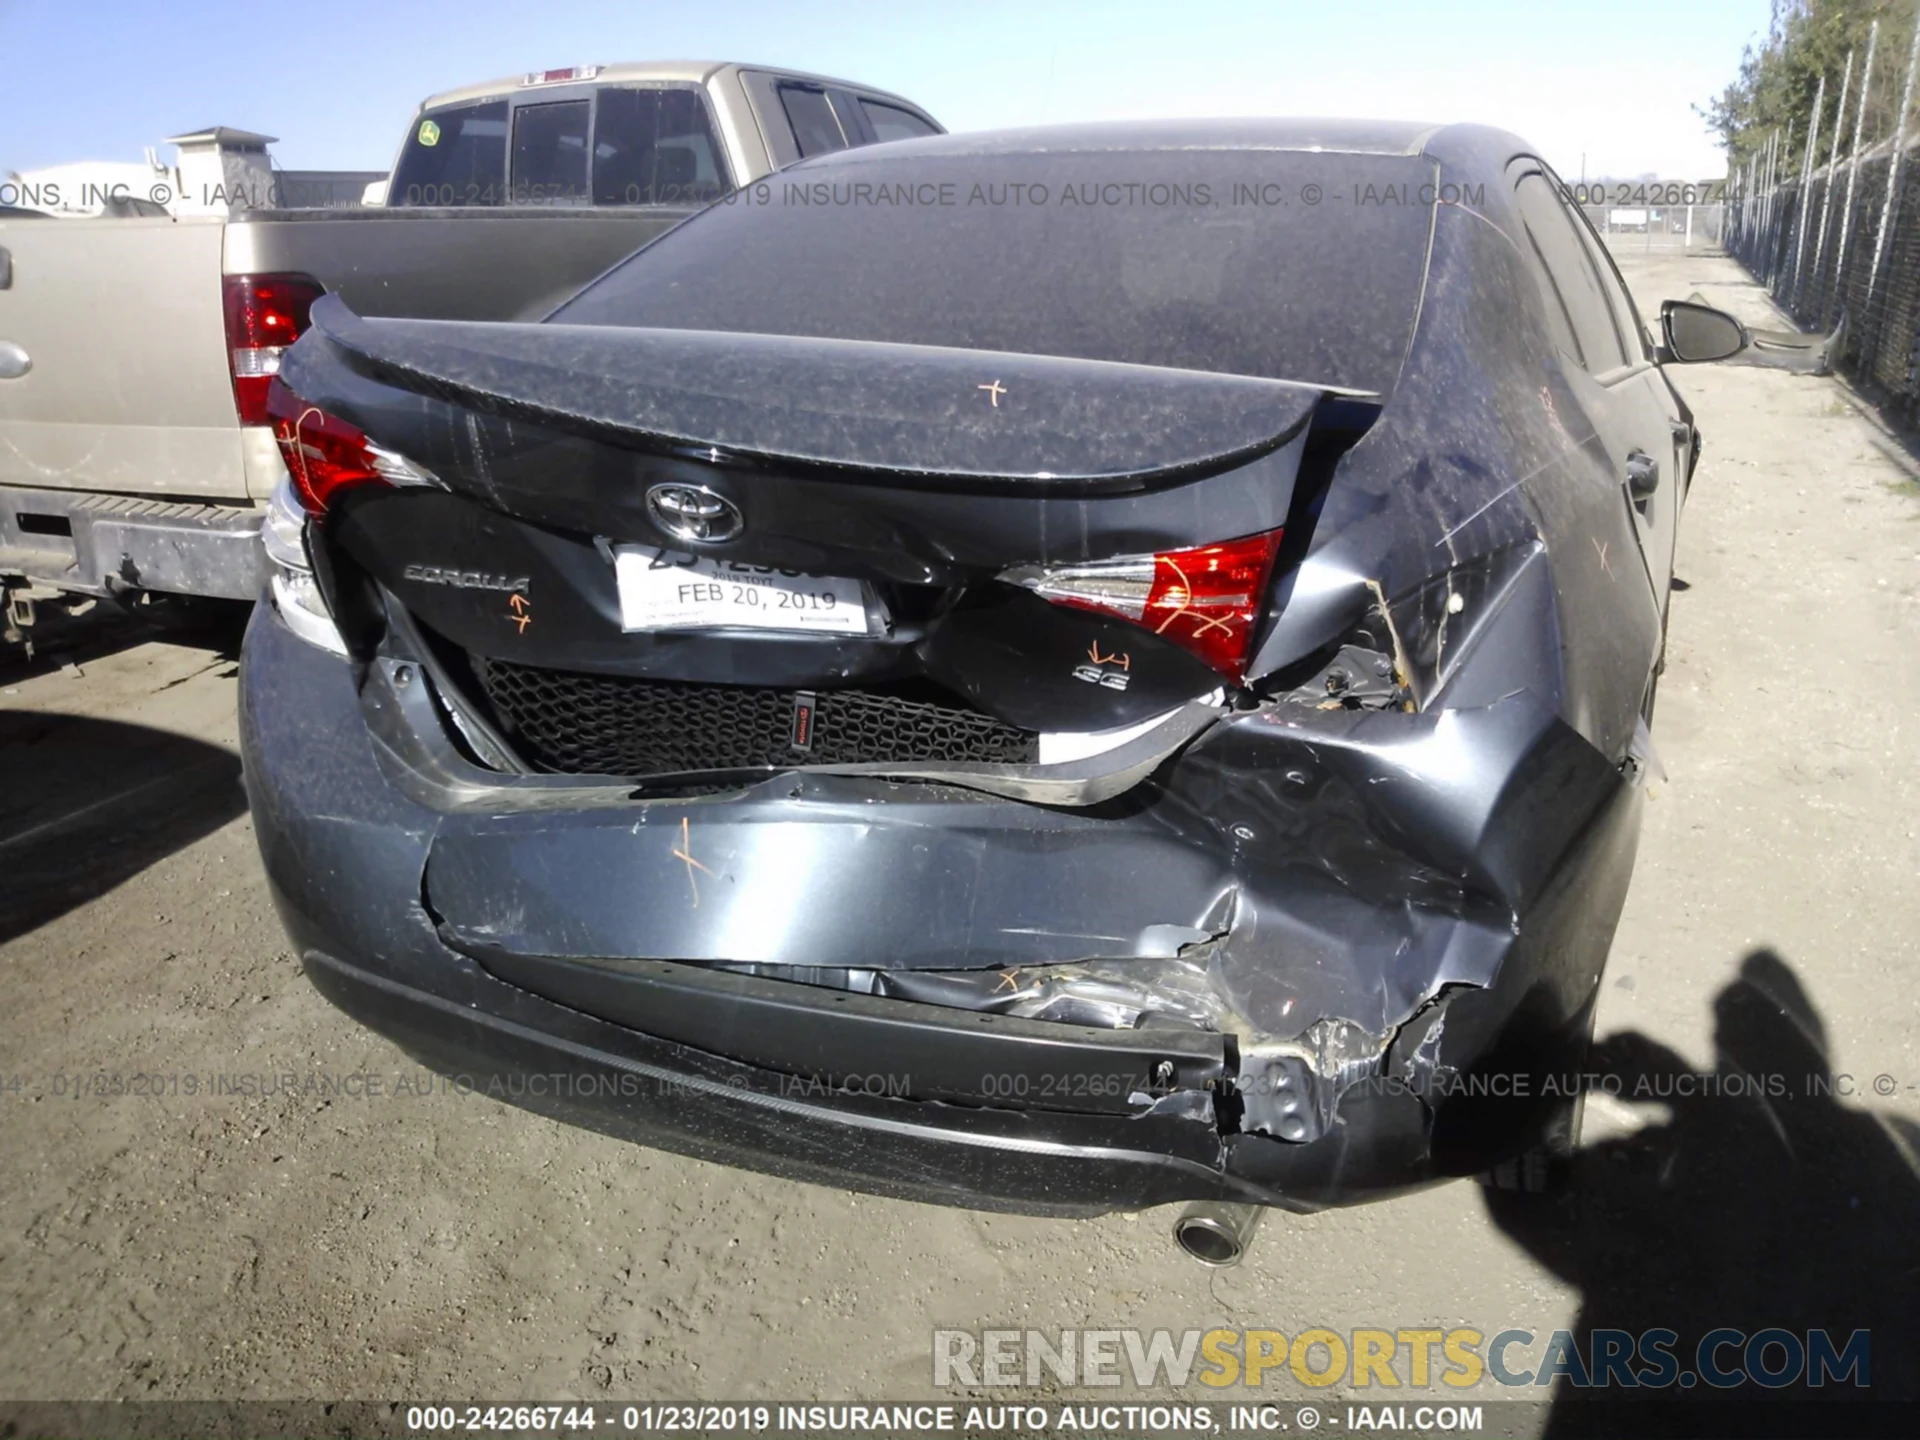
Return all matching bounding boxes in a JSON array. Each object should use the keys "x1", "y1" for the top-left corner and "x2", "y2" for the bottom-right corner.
[
  {"x1": 1727, "y1": 12, "x2": 1920, "y2": 411},
  {"x1": 1579, "y1": 202, "x2": 1727, "y2": 254},
  {"x1": 1729, "y1": 140, "x2": 1920, "y2": 400}
]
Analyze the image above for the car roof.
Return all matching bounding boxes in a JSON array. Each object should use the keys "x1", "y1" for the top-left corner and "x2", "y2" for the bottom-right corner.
[
  {"x1": 781, "y1": 117, "x2": 1536, "y2": 176},
  {"x1": 418, "y1": 60, "x2": 913, "y2": 113},
  {"x1": 805, "y1": 117, "x2": 1447, "y2": 158}
]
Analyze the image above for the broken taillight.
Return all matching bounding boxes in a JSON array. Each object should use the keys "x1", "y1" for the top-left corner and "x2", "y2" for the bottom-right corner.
[
  {"x1": 224, "y1": 273, "x2": 326, "y2": 426},
  {"x1": 1001, "y1": 529, "x2": 1285, "y2": 681},
  {"x1": 266, "y1": 378, "x2": 388, "y2": 515}
]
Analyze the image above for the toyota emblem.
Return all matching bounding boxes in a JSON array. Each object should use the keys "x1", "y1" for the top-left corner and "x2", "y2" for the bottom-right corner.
[{"x1": 645, "y1": 483, "x2": 744, "y2": 544}]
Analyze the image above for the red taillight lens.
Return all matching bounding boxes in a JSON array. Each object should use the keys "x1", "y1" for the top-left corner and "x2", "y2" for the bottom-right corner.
[
  {"x1": 1004, "y1": 529, "x2": 1285, "y2": 681},
  {"x1": 267, "y1": 378, "x2": 386, "y2": 515},
  {"x1": 224, "y1": 273, "x2": 325, "y2": 426}
]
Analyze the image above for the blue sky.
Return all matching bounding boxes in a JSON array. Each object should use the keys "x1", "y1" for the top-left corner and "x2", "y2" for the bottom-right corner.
[{"x1": 2, "y1": 0, "x2": 1765, "y2": 180}]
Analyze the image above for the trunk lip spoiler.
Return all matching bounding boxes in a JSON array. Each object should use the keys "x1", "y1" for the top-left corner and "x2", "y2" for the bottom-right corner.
[{"x1": 289, "y1": 294, "x2": 1380, "y2": 496}]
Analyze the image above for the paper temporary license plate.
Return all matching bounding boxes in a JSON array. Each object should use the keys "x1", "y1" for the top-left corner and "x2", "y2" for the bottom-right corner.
[{"x1": 613, "y1": 546, "x2": 871, "y2": 634}]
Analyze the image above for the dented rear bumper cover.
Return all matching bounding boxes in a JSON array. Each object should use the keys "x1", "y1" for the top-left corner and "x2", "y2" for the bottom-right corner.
[{"x1": 241, "y1": 600, "x2": 1642, "y2": 1212}]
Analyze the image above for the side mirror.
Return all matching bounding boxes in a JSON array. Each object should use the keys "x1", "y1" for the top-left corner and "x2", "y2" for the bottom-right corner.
[{"x1": 1661, "y1": 300, "x2": 1750, "y2": 363}]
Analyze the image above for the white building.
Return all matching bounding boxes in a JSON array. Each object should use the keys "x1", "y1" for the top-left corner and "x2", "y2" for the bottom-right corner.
[
  {"x1": 161, "y1": 126, "x2": 281, "y2": 216},
  {"x1": 2, "y1": 155, "x2": 172, "y2": 216},
  {"x1": 5, "y1": 127, "x2": 381, "y2": 217}
]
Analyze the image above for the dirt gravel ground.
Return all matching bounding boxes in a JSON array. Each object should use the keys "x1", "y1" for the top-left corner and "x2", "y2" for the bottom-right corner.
[{"x1": 2, "y1": 249, "x2": 1918, "y2": 1418}]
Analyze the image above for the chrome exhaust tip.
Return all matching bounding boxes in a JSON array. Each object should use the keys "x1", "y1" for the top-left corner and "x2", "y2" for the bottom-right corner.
[{"x1": 1172, "y1": 1201, "x2": 1265, "y2": 1266}]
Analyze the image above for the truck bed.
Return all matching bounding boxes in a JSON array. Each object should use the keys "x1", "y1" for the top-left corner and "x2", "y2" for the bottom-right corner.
[
  {"x1": 0, "y1": 57, "x2": 942, "y2": 603},
  {"x1": 0, "y1": 206, "x2": 688, "y2": 600},
  {"x1": 226, "y1": 205, "x2": 698, "y2": 322}
]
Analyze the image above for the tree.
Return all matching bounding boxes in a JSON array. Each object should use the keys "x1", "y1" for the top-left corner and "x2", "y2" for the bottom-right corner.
[{"x1": 1702, "y1": 0, "x2": 1917, "y2": 172}]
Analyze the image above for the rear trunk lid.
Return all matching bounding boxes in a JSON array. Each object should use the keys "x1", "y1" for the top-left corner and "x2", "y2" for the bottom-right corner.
[{"x1": 281, "y1": 297, "x2": 1370, "y2": 783}]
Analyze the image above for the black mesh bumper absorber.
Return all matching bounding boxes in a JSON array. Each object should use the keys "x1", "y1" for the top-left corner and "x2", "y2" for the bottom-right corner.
[{"x1": 469, "y1": 656, "x2": 1040, "y2": 776}]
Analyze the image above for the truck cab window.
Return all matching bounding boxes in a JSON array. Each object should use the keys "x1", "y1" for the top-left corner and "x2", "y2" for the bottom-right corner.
[
  {"x1": 780, "y1": 85, "x2": 848, "y2": 157},
  {"x1": 592, "y1": 89, "x2": 731, "y2": 206},
  {"x1": 389, "y1": 100, "x2": 508, "y2": 207},
  {"x1": 511, "y1": 100, "x2": 590, "y2": 204},
  {"x1": 860, "y1": 100, "x2": 938, "y2": 143}
]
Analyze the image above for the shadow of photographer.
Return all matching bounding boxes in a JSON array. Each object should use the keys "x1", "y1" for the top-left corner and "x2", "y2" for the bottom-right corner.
[{"x1": 1485, "y1": 949, "x2": 1920, "y2": 1427}]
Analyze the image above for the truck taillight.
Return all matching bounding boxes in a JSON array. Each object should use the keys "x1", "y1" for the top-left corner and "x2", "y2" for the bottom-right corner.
[
  {"x1": 267, "y1": 379, "x2": 386, "y2": 515},
  {"x1": 224, "y1": 274, "x2": 325, "y2": 426},
  {"x1": 1000, "y1": 529, "x2": 1285, "y2": 681}
]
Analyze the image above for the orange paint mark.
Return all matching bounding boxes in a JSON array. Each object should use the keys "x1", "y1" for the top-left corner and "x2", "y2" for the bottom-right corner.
[{"x1": 670, "y1": 814, "x2": 715, "y2": 907}]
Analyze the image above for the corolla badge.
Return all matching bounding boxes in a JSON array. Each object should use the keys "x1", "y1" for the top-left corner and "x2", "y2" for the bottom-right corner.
[
  {"x1": 402, "y1": 564, "x2": 529, "y2": 592},
  {"x1": 646, "y1": 483, "x2": 743, "y2": 544}
]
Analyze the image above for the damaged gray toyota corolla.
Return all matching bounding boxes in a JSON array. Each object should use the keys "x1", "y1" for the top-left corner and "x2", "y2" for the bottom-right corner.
[{"x1": 239, "y1": 118, "x2": 1745, "y2": 1232}]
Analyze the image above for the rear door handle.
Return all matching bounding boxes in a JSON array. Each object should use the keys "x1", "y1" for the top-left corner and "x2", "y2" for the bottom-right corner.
[
  {"x1": 1625, "y1": 451, "x2": 1659, "y2": 498},
  {"x1": 0, "y1": 245, "x2": 11, "y2": 289}
]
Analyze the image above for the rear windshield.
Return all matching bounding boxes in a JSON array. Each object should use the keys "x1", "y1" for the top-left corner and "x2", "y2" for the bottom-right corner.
[
  {"x1": 593, "y1": 88, "x2": 730, "y2": 205},
  {"x1": 389, "y1": 88, "x2": 729, "y2": 208},
  {"x1": 511, "y1": 100, "x2": 590, "y2": 204},
  {"x1": 391, "y1": 100, "x2": 509, "y2": 207},
  {"x1": 552, "y1": 149, "x2": 1435, "y2": 392}
]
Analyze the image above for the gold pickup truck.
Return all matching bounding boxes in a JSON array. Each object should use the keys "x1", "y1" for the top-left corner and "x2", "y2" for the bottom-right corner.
[{"x1": 0, "y1": 61, "x2": 937, "y2": 622}]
